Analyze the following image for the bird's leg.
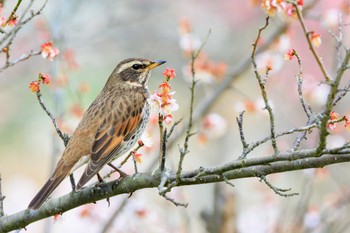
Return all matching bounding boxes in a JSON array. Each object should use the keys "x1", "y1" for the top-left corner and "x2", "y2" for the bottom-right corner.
[
  {"x1": 108, "y1": 163, "x2": 128, "y2": 178},
  {"x1": 69, "y1": 174, "x2": 76, "y2": 191},
  {"x1": 96, "y1": 172, "x2": 104, "y2": 183}
]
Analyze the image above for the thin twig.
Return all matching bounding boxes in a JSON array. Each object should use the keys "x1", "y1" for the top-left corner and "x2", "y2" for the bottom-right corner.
[
  {"x1": 259, "y1": 175, "x2": 299, "y2": 197},
  {"x1": 0, "y1": 50, "x2": 41, "y2": 73},
  {"x1": 251, "y1": 16, "x2": 279, "y2": 156},
  {"x1": 0, "y1": 0, "x2": 48, "y2": 73},
  {"x1": 131, "y1": 151, "x2": 138, "y2": 174},
  {"x1": 159, "y1": 128, "x2": 167, "y2": 172},
  {"x1": 177, "y1": 29, "x2": 211, "y2": 182},
  {"x1": 293, "y1": 2, "x2": 331, "y2": 82},
  {"x1": 158, "y1": 114, "x2": 165, "y2": 171},
  {"x1": 0, "y1": 173, "x2": 5, "y2": 217},
  {"x1": 36, "y1": 90, "x2": 69, "y2": 146},
  {"x1": 294, "y1": 51, "x2": 312, "y2": 117},
  {"x1": 0, "y1": 0, "x2": 47, "y2": 46},
  {"x1": 0, "y1": 0, "x2": 34, "y2": 46},
  {"x1": 222, "y1": 174, "x2": 235, "y2": 188},
  {"x1": 240, "y1": 122, "x2": 317, "y2": 159},
  {"x1": 236, "y1": 111, "x2": 248, "y2": 151},
  {"x1": 4, "y1": 0, "x2": 23, "y2": 26},
  {"x1": 333, "y1": 80, "x2": 350, "y2": 106},
  {"x1": 162, "y1": 193, "x2": 188, "y2": 207},
  {"x1": 166, "y1": 119, "x2": 182, "y2": 140},
  {"x1": 317, "y1": 50, "x2": 350, "y2": 154}
]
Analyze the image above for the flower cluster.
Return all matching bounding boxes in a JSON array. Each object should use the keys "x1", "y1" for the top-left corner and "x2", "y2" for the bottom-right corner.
[
  {"x1": 150, "y1": 67, "x2": 178, "y2": 124},
  {"x1": 327, "y1": 111, "x2": 350, "y2": 131},
  {"x1": 41, "y1": 41, "x2": 60, "y2": 61},
  {"x1": 28, "y1": 73, "x2": 51, "y2": 93},
  {"x1": 260, "y1": 0, "x2": 304, "y2": 17}
]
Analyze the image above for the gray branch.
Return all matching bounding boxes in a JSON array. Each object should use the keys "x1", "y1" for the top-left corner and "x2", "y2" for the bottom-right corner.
[{"x1": 0, "y1": 146, "x2": 350, "y2": 232}]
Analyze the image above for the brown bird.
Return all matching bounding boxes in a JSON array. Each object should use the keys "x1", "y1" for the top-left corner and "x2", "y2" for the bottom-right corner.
[{"x1": 28, "y1": 58, "x2": 166, "y2": 209}]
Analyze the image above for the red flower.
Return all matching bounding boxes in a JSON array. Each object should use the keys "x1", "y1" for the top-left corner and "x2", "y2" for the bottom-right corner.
[
  {"x1": 327, "y1": 123, "x2": 336, "y2": 131},
  {"x1": 41, "y1": 41, "x2": 59, "y2": 61},
  {"x1": 285, "y1": 5, "x2": 296, "y2": 17},
  {"x1": 344, "y1": 116, "x2": 350, "y2": 128},
  {"x1": 310, "y1": 32, "x2": 322, "y2": 47},
  {"x1": 159, "y1": 81, "x2": 171, "y2": 92},
  {"x1": 162, "y1": 67, "x2": 176, "y2": 79},
  {"x1": 327, "y1": 111, "x2": 340, "y2": 131},
  {"x1": 29, "y1": 81, "x2": 40, "y2": 93},
  {"x1": 329, "y1": 111, "x2": 339, "y2": 120},
  {"x1": 284, "y1": 49, "x2": 296, "y2": 60},
  {"x1": 133, "y1": 151, "x2": 143, "y2": 163},
  {"x1": 39, "y1": 73, "x2": 51, "y2": 85},
  {"x1": 297, "y1": 0, "x2": 304, "y2": 6},
  {"x1": 163, "y1": 114, "x2": 173, "y2": 124},
  {"x1": 7, "y1": 16, "x2": 17, "y2": 26},
  {"x1": 266, "y1": 64, "x2": 273, "y2": 72}
]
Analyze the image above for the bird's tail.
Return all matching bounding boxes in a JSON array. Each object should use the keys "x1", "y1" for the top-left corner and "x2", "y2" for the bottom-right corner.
[{"x1": 28, "y1": 175, "x2": 65, "y2": 210}]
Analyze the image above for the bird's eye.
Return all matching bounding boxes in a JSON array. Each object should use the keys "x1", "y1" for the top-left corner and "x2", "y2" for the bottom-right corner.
[{"x1": 132, "y1": 64, "x2": 141, "y2": 70}]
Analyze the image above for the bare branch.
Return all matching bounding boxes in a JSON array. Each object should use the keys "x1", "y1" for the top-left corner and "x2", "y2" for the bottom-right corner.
[
  {"x1": 2, "y1": 148, "x2": 350, "y2": 232},
  {"x1": 0, "y1": 50, "x2": 41, "y2": 73},
  {"x1": 259, "y1": 175, "x2": 298, "y2": 197},
  {"x1": 0, "y1": 174, "x2": 5, "y2": 217},
  {"x1": 294, "y1": 2, "x2": 331, "y2": 82},
  {"x1": 251, "y1": 16, "x2": 279, "y2": 156},
  {"x1": 177, "y1": 29, "x2": 211, "y2": 183},
  {"x1": 317, "y1": 50, "x2": 350, "y2": 154},
  {"x1": 35, "y1": 90, "x2": 69, "y2": 146},
  {"x1": 236, "y1": 111, "x2": 248, "y2": 152},
  {"x1": 222, "y1": 174, "x2": 235, "y2": 188},
  {"x1": 3, "y1": 0, "x2": 23, "y2": 26},
  {"x1": 294, "y1": 51, "x2": 313, "y2": 117}
]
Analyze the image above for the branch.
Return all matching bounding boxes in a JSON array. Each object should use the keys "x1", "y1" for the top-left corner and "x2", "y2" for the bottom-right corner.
[
  {"x1": 0, "y1": 50, "x2": 41, "y2": 73},
  {"x1": 0, "y1": 174, "x2": 4, "y2": 217},
  {"x1": 3, "y1": 0, "x2": 23, "y2": 26},
  {"x1": 294, "y1": 2, "x2": 331, "y2": 82},
  {"x1": 1, "y1": 147, "x2": 350, "y2": 232},
  {"x1": 259, "y1": 175, "x2": 298, "y2": 197},
  {"x1": 177, "y1": 30, "x2": 210, "y2": 181},
  {"x1": 36, "y1": 90, "x2": 69, "y2": 146},
  {"x1": 317, "y1": 49, "x2": 350, "y2": 154},
  {"x1": 0, "y1": 0, "x2": 48, "y2": 73},
  {"x1": 251, "y1": 16, "x2": 279, "y2": 156}
]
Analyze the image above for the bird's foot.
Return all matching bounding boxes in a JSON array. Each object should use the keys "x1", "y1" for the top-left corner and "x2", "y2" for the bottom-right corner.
[
  {"x1": 69, "y1": 174, "x2": 76, "y2": 192},
  {"x1": 108, "y1": 163, "x2": 129, "y2": 178}
]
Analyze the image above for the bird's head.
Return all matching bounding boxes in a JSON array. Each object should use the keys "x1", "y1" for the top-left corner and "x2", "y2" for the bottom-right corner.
[{"x1": 111, "y1": 58, "x2": 166, "y2": 87}]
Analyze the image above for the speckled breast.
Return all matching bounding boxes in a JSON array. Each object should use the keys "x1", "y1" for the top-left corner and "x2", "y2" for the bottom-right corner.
[{"x1": 113, "y1": 101, "x2": 150, "y2": 159}]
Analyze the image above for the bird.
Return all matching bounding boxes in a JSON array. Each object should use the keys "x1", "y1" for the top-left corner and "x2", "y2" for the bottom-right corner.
[{"x1": 28, "y1": 58, "x2": 166, "y2": 210}]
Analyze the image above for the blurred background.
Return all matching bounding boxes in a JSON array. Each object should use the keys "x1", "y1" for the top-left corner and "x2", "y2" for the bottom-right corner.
[{"x1": 1, "y1": 0, "x2": 350, "y2": 232}]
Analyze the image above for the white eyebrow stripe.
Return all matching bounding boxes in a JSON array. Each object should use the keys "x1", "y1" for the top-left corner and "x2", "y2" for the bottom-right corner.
[{"x1": 116, "y1": 61, "x2": 142, "y2": 73}]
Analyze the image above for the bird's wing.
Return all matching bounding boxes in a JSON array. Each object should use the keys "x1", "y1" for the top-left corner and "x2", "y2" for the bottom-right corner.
[{"x1": 77, "y1": 96, "x2": 145, "y2": 189}]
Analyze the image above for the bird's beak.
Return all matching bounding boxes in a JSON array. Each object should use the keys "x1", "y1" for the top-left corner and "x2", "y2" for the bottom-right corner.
[{"x1": 146, "y1": 60, "x2": 167, "y2": 70}]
